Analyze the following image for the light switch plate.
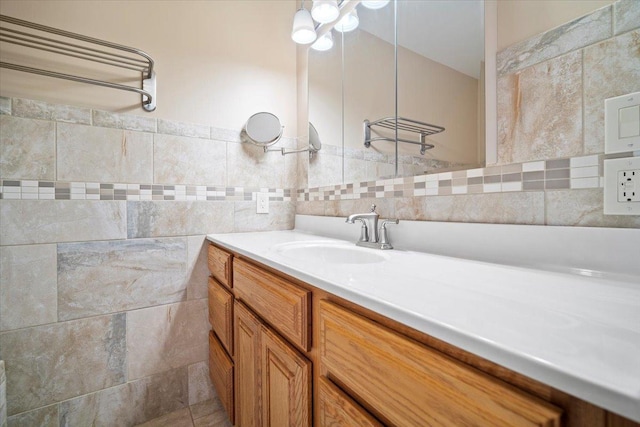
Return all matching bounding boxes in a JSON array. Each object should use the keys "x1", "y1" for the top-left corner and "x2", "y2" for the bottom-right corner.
[
  {"x1": 605, "y1": 92, "x2": 640, "y2": 154},
  {"x1": 604, "y1": 156, "x2": 640, "y2": 215}
]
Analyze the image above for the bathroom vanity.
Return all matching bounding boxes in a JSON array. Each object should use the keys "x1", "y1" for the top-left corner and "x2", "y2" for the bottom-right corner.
[{"x1": 205, "y1": 217, "x2": 640, "y2": 426}]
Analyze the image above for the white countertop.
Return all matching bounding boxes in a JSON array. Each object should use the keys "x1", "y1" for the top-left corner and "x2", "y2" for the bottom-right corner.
[{"x1": 207, "y1": 222, "x2": 640, "y2": 422}]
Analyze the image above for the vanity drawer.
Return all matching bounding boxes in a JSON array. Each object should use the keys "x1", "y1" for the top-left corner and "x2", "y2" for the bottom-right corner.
[
  {"x1": 234, "y1": 258, "x2": 311, "y2": 352},
  {"x1": 208, "y1": 244, "x2": 232, "y2": 289},
  {"x1": 319, "y1": 300, "x2": 563, "y2": 427},
  {"x1": 318, "y1": 376, "x2": 383, "y2": 427},
  {"x1": 209, "y1": 331, "x2": 234, "y2": 424},
  {"x1": 208, "y1": 277, "x2": 233, "y2": 355}
]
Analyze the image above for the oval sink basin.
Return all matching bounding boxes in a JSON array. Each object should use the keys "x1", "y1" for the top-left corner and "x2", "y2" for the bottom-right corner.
[{"x1": 272, "y1": 241, "x2": 389, "y2": 264}]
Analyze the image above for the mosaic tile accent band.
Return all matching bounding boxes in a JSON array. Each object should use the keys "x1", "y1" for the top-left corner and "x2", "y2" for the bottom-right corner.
[
  {"x1": 298, "y1": 155, "x2": 607, "y2": 202},
  {"x1": 0, "y1": 181, "x2": 292, "y2": 201}
]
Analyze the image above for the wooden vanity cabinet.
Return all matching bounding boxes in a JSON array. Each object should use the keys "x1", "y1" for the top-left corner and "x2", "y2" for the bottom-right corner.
[
  {"x1": 206, "y1": 243, "x2": 640, "y2": 427},
  {"x1": 208, "y1": 244, "x2": 312, "y2": 427}
]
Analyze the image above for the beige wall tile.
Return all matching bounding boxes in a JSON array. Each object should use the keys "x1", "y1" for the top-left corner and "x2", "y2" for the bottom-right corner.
[
  {"x1": 0, "y1": 116, "x2": 55, "y2": 180},
  {"x1": 58, "y1": 367, "x2": 188, "y2": 427},
  {"x1": 92, "y1": 110, "x2": 157, "y2": 133},
  {"x1": 545, "y1": 188, "x2": 640, "y2": 227},
  {"x1": 0, "y1": 244, "x2": 57, "y2": 331},
  {"x1": 158, "y1": 119, "x2": 210, "y2": 139},
  {"x1": 0, "y1": 200, "x2": 126, "y2": 246},
  {"x1": 423, "y1": 192, "x2": 546, "y2": 225},
  {"x1": 232, "y1": 201, "x2": 295, "y2": 232},
  {"x1": 0, "y1": 314, "x2": 126, "y2": 415},
  {"x1": 614, "y1": 0, "x2": 640, "y2": 35},
  {"x1": 58, "y1": 238, "x2": 187, "y2": 321},
  {"x1": 583, "y1": 29, "x2": 640, "y2": 154},
  {"x1": 136, "y1": 408, "x2": 193, "y2": 427},
  {"x1": 57, "y1": 123, "x2": 153, "y2": 183},
  {"x1": 187, "y1": 235, "x2": 209, "y2": 300},
  {"x1": 498, "y1": 51, "x2": 583, "y2": 164},
  {"x1": 154, "y1": 134, "x2": 226, "y2": 186},
  {"x1": 12, "y1": 98, "x2": 91, "y2": 124},
  {"x1": 0, "y1": 97, "x2": 10, "y2": 115},
  {"x1": 6, "y1": 404, "x2": 58, "y2": 427},
  {"x1": 309, "y1": 153, "x2": 342, "y2": 188},
  {"x1": 295, "y1": 200, "x2": 325, "y2": 216},
  {"x1": 394, "y1": 197, "x2": 429, "y2": 221},
  {"x1": 226, "y1": 142, "x2": 284, "y2": 188},
  {"x1": 127, "y1": 299, "x2": 209, "y2": 380},
  {"x1": 127, "y1": 201, "x2": 234, "y2": 238},
  {"x1": 497, "y1": 6, "x2": 611, "y2": 75},
  {"x1": 188, "y1": 361, "x2": 214, "y2": 405}
]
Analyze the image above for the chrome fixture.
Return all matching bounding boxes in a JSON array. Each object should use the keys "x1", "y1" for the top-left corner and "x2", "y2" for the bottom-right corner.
[
  {"x1": 364, "y1": 117, "x2": 445, "y2": 155},
  {"x1": 346, "y1": 204, "x2": 399, "y2": 250},
  {"x1": 0, "y1": 14, "x2": 157, "y2": 111},
  {"x1": 265, "y1": 122, "x2": 322, "y2": 158}
]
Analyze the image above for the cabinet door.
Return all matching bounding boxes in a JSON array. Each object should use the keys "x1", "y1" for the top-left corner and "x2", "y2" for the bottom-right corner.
[
  {"x1": 261, "y1": 325, "x2": 312, "y2": 427},
  {"x1": 319, "y1": 300, "x2": 563, "y2": 427},
  {"x1": 235, "y1": 301, "x2": 262, "y2": 427},
  {"x1": 208, "y1": 277, "x2": 233, "y2": 354},
  {"x1": 209, "y1": 331, "x2": 234, "y2": 424},
  {"x1": 317, "y1": 376, "x2": 383, "y2": 427}
]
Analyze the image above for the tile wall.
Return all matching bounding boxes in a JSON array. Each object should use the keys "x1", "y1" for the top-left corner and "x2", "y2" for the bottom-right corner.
[
  {"x1": 298, "y1": 0, "x2": 640, "y2": 229},
  {"x1": 0, "y1": 97, "x2": 297, "y2": 425}
]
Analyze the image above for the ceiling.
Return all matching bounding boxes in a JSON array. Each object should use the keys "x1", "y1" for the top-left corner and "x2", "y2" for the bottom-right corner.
[{"x1": 358, "y1": 0, "x2": 485, "y2": 79}]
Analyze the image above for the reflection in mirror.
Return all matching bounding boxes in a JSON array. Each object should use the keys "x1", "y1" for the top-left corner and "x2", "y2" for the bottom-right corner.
[
  {"x1": 308, "y1": 0, "x2": 486, "y2": 187},
  {"x1": 309, "y1": 122, "x2": 322, "y2": 153}
]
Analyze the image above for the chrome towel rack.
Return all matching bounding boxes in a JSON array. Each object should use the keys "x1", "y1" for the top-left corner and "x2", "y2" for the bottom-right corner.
[
  {"x1": 364, "y1": 117, "x2": 444, "y2": 155},
  {"x1": 0, "y1": 14, "x2": 157, "y2": 111}
]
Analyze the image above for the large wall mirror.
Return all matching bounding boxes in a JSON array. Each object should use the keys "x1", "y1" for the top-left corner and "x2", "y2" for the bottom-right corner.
[{"x1": 308, "y1": 0, "x2": 493, "y2": 188}]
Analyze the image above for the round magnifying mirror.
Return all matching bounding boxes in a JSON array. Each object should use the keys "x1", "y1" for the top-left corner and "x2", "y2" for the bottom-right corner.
[
  {"x1": 244, "y1": 112, "x2": 283, "y2": 147},
  {"x1": 309, "y1": 122, "x2": 322, "y2": 152}
]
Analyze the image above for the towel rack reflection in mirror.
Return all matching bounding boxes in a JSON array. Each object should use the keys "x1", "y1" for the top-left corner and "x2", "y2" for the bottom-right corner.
[
  {"x1": 0, "y1": 14, "x2": 157, "y2": 111},
  {"x1": 364, "y1": 117, "x2": 444, "y2": 155}
]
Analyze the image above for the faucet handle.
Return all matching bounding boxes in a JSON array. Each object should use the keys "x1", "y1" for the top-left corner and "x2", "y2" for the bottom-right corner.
[
  {"x1": 370, "y1": 204, "x2": 377, "y2": 213},
  {"x1": 379, "y1": 219, "x2": 399, "y2": 248}
]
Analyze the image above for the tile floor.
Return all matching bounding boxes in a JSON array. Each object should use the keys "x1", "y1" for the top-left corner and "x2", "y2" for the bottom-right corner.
[{"x1": 136, "y1": 398, "x2": 232, "y2": 427}]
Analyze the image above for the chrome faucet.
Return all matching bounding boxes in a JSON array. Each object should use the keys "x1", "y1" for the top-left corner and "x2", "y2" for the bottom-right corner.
[{"x1": 346, "y1": 204, "x2": 399, "y2": 249}]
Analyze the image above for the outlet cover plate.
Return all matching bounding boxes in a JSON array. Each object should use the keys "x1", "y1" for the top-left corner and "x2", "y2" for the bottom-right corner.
[
  {"x1": 256, "y1": 192, "x2": 269, "y2": 214},
  {"x1": 604, "y1": 157, "x2": 640, "y2": 215}
]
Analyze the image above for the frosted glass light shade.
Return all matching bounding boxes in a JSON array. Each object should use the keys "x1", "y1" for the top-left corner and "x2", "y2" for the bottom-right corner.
[
  {"x1": 334, "y1": 9, "x2": 359, "y2": 33},
  {"x1": 291, "y1": 8, "x2": 317, "y2": 44},
  {"x1": 361, "y1": 0, "x2": 390, "y2": 9},
  {"x1": 311, "y1": 0, "x2": 340, "y2": 24},
  {"x1": 311, "y1": 31, "x2": 333, "y2": 51}
]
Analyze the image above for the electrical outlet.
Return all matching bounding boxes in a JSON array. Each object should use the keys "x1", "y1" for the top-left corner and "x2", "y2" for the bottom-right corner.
[
  {"x1": 256, "y1": 192, "x2": 269, "y2": 214},
  {"x1": 618, "y1": 170, "x2": 639, "y2": 202},
  {"x1": 604, "y1": 157, "x2": 640, "y2": 215}
]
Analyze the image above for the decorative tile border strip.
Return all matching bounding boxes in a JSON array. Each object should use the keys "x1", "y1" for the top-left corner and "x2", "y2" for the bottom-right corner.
[
  {"x1": 298, "y1": 155, "x2": 606, "y2": 201},
  {"x1": 0, "y1": 180, "x2": 293, "y2": 202}
]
